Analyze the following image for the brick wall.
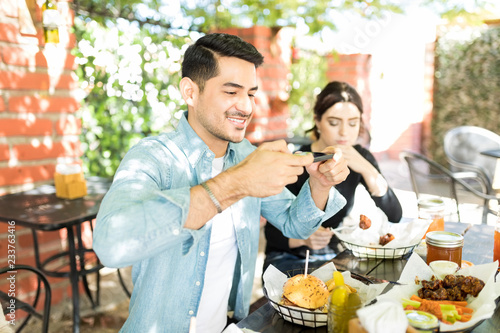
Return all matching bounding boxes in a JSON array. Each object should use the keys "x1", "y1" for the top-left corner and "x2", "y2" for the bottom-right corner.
[
  {"x1": 0, "y1": 0, "x2": 81, "y2": 194},
  {"x1": 216, "y1": 26, "x2": 292, "y2": 144},
  {"x1": 0, "y1": 0, "x2": 81, "y2": 318},
  {"x1": 326, "y1": 53, "x2": 373, "y2": 147}
]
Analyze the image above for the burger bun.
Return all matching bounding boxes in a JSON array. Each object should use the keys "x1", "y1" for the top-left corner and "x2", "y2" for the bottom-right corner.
[{"x1": 282, "y1": 274, "x2": 329, "y2": 310}]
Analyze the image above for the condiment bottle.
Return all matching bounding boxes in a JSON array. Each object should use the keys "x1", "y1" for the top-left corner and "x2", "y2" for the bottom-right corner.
[
  {"x1": 328, "y1": 272, "x2": 361, "y2": 333},
  {"x1": 494, "y1": 211, "x2": 500, "y2": 268},
  {"x1": 426, "y1": 231, "x2": 463, "y2": 266},
  {"x1": 42, "y1": 0, "x2": 60, "y2": 44},
  {"x1": 418, "y1": 198, "x2": 445, "y2": 238}
]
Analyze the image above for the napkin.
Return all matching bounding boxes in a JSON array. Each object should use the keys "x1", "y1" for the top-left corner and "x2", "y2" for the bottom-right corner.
[
  {"x1": 356, "y1": 299, "x2": 408, "y2": 333},
  {"x1": 377, "y1": 252, "x2": 500, "y2": 332}
]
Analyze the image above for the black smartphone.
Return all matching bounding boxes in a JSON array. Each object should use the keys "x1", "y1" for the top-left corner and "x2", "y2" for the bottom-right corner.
[{"x1": 312, "y1": 152, "x2": 334, "y2": 163}]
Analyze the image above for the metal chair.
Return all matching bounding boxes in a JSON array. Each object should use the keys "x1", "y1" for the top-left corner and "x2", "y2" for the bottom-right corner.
[
  {"x1": 400, "y1": 150, "x2": 499, "y2": 224},
  {"x1": 444, "y1": 126, "x2": 500, "y2": 194},
  {"x1": 0, "y1": 265, "x2": 51, "y2": 333}
]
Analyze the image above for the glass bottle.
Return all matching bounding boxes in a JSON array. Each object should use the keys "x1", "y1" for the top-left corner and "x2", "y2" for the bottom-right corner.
[
  {"x1": 42, "y1": 0, "x2": 60, "y2": 43},
  {"x1": 418, "y1": 198, "x2": 445, "y2": 238},
  {"x1": 494, "y1": 211, "x2": 500, "y2": 268}
]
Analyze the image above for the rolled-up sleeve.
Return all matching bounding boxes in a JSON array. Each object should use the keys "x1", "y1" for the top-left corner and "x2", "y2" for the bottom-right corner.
[
  {"x1": 93, "y1": 143, "x2": 204, "y2": 268},
  {"x1": 262, "y1": 180, "x2": 346, "y2": 240}
]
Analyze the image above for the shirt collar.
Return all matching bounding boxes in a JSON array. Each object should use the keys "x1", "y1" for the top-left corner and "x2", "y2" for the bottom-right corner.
[{"x1": 175, "y1": 111, "x2": 237, "y2": 167}]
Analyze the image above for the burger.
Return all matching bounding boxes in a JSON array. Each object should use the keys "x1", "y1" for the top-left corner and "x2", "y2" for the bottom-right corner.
[{"x1": 280, "y1": 274, "x2": 329, "y2": 310}]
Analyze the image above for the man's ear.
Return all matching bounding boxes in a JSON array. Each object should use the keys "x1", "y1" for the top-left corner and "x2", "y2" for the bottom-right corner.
[{"x1": 180, "y1": 77, "x2": 198, "y2": 107}]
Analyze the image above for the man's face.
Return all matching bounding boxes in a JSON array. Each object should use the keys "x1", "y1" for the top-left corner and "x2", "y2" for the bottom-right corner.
[{"x1": 188, "y1": 56, "x2": 258, "y2": 149}]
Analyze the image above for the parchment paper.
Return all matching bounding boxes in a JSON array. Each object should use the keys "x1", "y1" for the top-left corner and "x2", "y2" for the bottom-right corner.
[
  {"x1": 262, "y1": 263, "x2": 389, "y2": 327},
  {"x1": 333, "y1": 219, "x2": 433, "y2": 258},
  {"x1": 376, "y1": 252, "x2": 500, "y2": 332}
]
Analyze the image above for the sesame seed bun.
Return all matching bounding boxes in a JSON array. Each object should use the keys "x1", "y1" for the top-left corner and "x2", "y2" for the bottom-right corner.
[{"x1": 282, "y1": 274, "x2": 329, "y2": 310}]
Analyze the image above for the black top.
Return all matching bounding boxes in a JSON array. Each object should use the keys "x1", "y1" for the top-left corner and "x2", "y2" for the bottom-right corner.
[{"x1": 264, "y1": 144, "x2": 403, "y2": 257}]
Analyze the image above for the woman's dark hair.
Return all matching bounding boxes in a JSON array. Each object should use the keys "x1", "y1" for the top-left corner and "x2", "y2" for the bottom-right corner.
[
  {"x1": 309, "y1": 81, "x2": 364, "y2": 139},
  {"x1": 181, "y1": 33, "x2": 264, "y2": 91}
]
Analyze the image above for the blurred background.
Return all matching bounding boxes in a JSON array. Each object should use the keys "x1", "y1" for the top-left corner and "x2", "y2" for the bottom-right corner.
[{"x1": 1, "y1": 0, "x2": 500, "y2": 332}]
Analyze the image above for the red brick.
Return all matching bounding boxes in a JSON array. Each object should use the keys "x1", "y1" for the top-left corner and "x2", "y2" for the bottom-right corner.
[
  {"x1": 0, "y1": 118, "x2": 52, "y2": 136},
  {"x1": 0, "y1": 22, "x2": 19, "y2": 43},
  {"x1": 0, "y1": 144, "x2": 10, "y2": 161},
  {"x1": 0, "y1": 45, "x2": 48, "y2": 67},
  {"x1": 0, "y1": 164, "x2": 56, "y2": 187},
  {"x1": 0, "y1": 71, "x2": 77, "y2": 91},
  {"x1": 56, "y1": 116, "x2": 81, "y2": 135},
  {"x1": 9, "y1": 95, "x2": 80, "y2": 113},
  {"x1": 17, "y1": 229, "x2": 65, "y2": 249},
  {"x1": 0, "y1": 96, "x2": 5, "y2": 111},
  {"x1": 245, "y1": 26, "x2": 272, "y2": 38},
  {"x1": 14, "y1": 141, "x2": 82, "y2": 161}
]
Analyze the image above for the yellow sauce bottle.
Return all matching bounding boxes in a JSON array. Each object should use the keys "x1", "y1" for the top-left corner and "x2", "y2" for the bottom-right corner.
[{"x1": 42, "y1": 0, "x2": 60, "y2": 43}]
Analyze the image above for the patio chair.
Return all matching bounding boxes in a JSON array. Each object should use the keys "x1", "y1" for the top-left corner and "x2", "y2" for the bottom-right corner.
[
  {"x1": 444, "y1": 126, "x2": 500, "y2": 194},
  {"x1": 400, "y1": 150, "x2": 499, "y2": 224},
  {"x1": 0, "y1": 265, "x2": 51, "y2": 333}
]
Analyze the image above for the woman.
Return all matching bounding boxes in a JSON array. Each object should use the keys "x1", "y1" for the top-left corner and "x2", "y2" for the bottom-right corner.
[{"x1": 264, "y1": 81, "x2": 403, "y2": 273}]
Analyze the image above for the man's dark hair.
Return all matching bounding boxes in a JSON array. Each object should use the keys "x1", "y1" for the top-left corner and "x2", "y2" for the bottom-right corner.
[{"x1": 182, "y1": 33, "x2": 264, "y2": 91}]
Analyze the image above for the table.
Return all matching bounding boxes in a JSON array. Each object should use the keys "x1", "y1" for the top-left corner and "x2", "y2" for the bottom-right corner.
[
  {"x1": 0, "y1": 177, "x2": 111, "y2": 333},
  {"x1": 237, "y1": 222, "x2": 500, "y2": 332},
  {"x1": 481, "y1": 149, "x2": 500, "y2": 191}
]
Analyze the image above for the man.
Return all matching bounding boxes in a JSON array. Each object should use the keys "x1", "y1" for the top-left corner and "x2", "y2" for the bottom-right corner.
[{"x1": 93, "y1": 33, "x2": 349, "y2": 333}]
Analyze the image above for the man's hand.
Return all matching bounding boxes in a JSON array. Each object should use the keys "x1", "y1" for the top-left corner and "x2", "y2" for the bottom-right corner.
[
  {"x1": 306, "y1": 148, "x2": 349, "y2": 189},
  {"x1": 304, "y1": 147, "x2": 349, "y2": 210},
  {"x1": 226, "y1": 140, "x2": 314, "y2": 198}
]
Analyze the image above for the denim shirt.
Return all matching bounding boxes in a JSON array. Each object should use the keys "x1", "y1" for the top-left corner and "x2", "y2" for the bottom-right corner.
[{"x1": 93, "y1": 112, "x2": 346, "y2": 333}]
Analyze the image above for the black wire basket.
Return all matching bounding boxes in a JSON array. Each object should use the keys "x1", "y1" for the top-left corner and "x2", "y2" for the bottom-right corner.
[
  {"x1": 263, "y1": 268, "x2": 374, "y2": 327},
  {"x1": 339, "y1": 239, "x2": 418, "y2": 259},
  {"x1": 263, "y1": 267, "x2": 328, "y2": 327}
]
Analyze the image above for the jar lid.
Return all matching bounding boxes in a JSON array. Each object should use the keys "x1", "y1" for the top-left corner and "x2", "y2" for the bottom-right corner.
[
  {"x1": 418, "y1": 197, "x2": 445, "y2": 210},
  {"x1": 426, "y1": 231, "x2": 464, "y2": 248},
  {"x1": 405, "y1": 310, "x2": 439, "y2": 329}
]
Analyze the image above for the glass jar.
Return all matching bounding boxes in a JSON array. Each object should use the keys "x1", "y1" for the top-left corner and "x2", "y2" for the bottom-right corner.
[
  {"x1": 418, "y1": 198, "x2": 445, "y2": 238},
  {"x1": 494, "y1": 211, "x2": 500, "y2": 268},
  {"x1": 426, "y1": 231, "x2": 463, "y2": 266}
]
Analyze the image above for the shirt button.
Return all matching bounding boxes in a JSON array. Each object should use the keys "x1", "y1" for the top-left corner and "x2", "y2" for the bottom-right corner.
[
  {"x1": 196, "y1": 281, "x2": 200, "y2": 286},
  {"x1": 172, "y1": 229, "x2": 179, "y2": 235},
  {"x1": 200, "y1": 251, "x2": 205, "y2": 256},
  {"x1": 206, "y1": 152, "x2": 211, "y2": 157},
  {"x1": 189, "y1": 310, "x2": 194, "y2": 315}
]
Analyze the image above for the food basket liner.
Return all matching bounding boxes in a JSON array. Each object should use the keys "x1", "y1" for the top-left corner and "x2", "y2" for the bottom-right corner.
[
  {"x1": 376, "y1": 252, "x2": 500, "y2": 332},
  {"x1": 334, "y1": 219, "x2": 432, "y2": 259}
]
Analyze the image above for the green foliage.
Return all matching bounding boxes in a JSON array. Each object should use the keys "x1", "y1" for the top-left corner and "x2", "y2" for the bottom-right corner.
[
  {"x1": 431, "y1": 25, "x2": 500, "y2": 163},
  {"x1": 181, "y1": 0, "x2": 404, "y2": 35},
  {"x1": 74, "y1": 18, "x2": 190, "y2": 177},
  {"x1": 73, "y1": 0, "x2": 498, "y2": 177},
  {"x1": 287, "y1": 52, "x2": 328, "y2": 137}
]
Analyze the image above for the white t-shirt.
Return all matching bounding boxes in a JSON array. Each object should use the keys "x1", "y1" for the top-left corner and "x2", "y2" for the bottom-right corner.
[{"x1": 196, "y1": 157, "x2": 238, "y2": 333}]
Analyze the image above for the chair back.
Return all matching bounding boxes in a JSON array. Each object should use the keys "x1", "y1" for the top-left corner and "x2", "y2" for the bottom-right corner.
[
  {"x1": 400, "y1": 150, "x2": 461, "y2": 220},
  {"x1": 0, "y1": 265, "x2": 51, "y2": 333},
  {"x1": 444, "y1": 126, "x2": 500, "y2": 192},
  {"x1": 401, "y1": 150, "x2": 499, "y2": 224}
]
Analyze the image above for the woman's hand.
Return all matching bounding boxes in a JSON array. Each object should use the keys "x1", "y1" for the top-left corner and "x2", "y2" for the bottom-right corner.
[
  {"x1": 334, "y1": 144, "x2": 388, "y2": 197},
  {"x1": 289, "y1": 227, "x2": 334, "y2": 250}
]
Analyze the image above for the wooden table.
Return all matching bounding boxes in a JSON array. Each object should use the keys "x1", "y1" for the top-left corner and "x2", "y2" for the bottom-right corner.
[
  {"x1": 0, "y1": 177, "x2": 111, "y2": 333},
  {"x1": 237, "y1": 222, "x2": 500, "y2": 332}
]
